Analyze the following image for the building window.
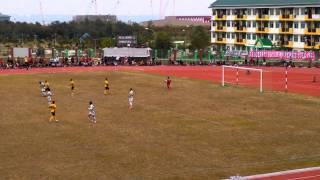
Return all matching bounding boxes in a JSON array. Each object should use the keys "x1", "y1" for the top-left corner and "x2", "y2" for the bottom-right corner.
[
  {"x1": 232, "y1": 33, "x2": 235, "y2": 39},
  {"x1": 276, "y1": 22, "x2": 280, "y2": 28},
  {"x1": 248, "y1": 9, "x2": 252, "y2": 15},
  {"x1": 294, "y1": 22, "x2": 299, "y2": 29},
  {"x1": 270, "y1": 22, "x2": 274, "y2": 28},
  {"x1": 227, "y1": 21, "x2": 231, "y2": 27},
  {"x1": 213, "y1": 10, "x2": 217, "y2": 15},
  {"x1": 301, "y1": 22, "x2": 306, "y2": 29},
  {"x1": 294, "y1": 8, "x2": 299, "y2": 16},
  {"x1": 275, "y1": 35, "x2": 280, "y2": 41},
  {"x1": 226, "y1": 10, "x2": 230, "y2": 15},
  {"x1": 276, "y1": 9, "x2": 281, "y2": 15},
  {"x1": 294, "y1": 35, "x2": 299, "y2": 42},
  {"x1": 270, "y1": 9, "x2": 274, "y2": 15},
  {"x1": 227, "y1": 33, "x2": 230, "y2": 39},
  {"x1": 316, "y1": 8, "x2": 320, "y2": 14},
  {"x1": 212, "y1": 33, "x2": 216, "y2": 38},
  {"x1": 253, "y1": 21, "x2": 256, "y2": 28},
  {"x1": 247, "y1": 34, "x2": 251, "y2": 39},
  {"x1": 269, "y1": 34, "x2": 274, "y2": 40},
  {"x1": 252, "y1": 34, "x2": 256, "y2": 40}
]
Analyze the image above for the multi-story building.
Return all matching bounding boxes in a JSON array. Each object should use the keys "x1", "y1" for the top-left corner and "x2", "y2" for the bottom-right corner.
[
  {"x1": 210, "y1": 0, "x2": 320, "y2": 51},
  {"x1": 73, "y1": 15, "x2": 117, "y2": 23},
  {"x1": 141, "y1": 16, "x2": 211, "y2": 27},
  {"x1": 0, "y1": 13, "x2": 10, "y2": 21}
]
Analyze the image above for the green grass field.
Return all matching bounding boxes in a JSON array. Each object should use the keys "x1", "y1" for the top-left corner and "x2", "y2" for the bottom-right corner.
[{"x1": 0, "y1": 71, "x2": 320, "y2": 179}]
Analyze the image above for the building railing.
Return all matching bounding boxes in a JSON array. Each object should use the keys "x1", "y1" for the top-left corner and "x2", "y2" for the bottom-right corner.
[
  {"x1": 217, "y1": 26, "x2": 223, "y2": 30},
  {"x1": 280, "y1": 28, "x2": 293, "y2": 33},
  {"x1": 308, "y1": 28, "x2": 317, "y2": 33}
]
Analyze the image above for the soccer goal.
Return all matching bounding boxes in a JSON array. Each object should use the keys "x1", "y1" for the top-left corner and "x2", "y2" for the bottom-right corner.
[{"x1": 222, "y1": 66, "x2": 263, "y2": 93}]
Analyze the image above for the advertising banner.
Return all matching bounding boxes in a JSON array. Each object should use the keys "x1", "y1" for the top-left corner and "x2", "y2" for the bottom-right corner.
[{"x1": 249, "y1": 51, "x2": 315, "y2": 61}]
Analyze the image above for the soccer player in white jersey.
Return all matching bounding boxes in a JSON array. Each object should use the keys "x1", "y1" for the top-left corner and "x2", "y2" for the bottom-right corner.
[
  {"x1": 128, "y1": 88, "x2": 134, "y2": 110},
  {"x1": 39, "y1": 81, "x2": 46, "y2": 96},
  {"x1": 88, "y1": 101, "x2": 96, "y2": 124},
  {"x1": 46, "y1": 89, "x2": 53, "y2": 106}
]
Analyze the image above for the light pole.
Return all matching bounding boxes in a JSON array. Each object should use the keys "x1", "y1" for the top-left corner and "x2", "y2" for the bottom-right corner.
[
  {"x1": 93, "y1": 39, "x2": 98, "y2": 57},
  {"x1": 182, "y1": 25, "x2": 190, "y2": 49},
  {"x1": 144, "y1": 27, "x2": 155, "y2": 48}
]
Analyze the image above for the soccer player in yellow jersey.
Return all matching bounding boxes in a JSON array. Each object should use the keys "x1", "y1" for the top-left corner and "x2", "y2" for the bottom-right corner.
[
  {"x1": 49, "y1": 101, "x2": 58, "y2": 122},
  {"x1": 104, "y1": 78, "x2": 110, "y2": 95},
  {"x1": 70, "y1": 79, "x2": 75, "y2": 96}
]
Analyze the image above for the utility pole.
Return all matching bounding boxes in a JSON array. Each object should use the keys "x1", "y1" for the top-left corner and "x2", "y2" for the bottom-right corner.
[
  {"x1": 54, "y1": 33, "x2": 57, "y2": 47},
  {"x1": 93, "y1": 39, "x2": 98, "y2": 57}
]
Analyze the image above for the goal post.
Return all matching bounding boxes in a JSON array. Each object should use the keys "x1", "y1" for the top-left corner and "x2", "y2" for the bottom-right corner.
[{"x1": 222, "y1": 66, "x2": 263, "y2": 93}]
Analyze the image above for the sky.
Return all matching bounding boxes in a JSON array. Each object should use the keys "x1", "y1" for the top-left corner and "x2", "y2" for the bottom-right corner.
[{"x1": 0, "y1": 0, "x2": 214, "y2": 23}]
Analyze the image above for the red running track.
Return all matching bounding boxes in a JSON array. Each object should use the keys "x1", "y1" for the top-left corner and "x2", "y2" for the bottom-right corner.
[
  {"x1": 244, "y1": 167, "x2": 320, "y2": 180},
  {"x1": 0, "y1": 66, "x2": 319, "y2": 97}
]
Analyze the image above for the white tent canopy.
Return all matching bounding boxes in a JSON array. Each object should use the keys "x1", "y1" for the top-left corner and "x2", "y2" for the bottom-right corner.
[{"x1": 103, "y1": 48, "x2": 151, "y2": 58}]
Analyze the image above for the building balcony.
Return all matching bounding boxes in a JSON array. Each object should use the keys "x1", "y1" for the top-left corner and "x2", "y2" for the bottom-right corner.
[
  {"x1": 235, "y1": 27, "x2": 247, "y2": 32},
  {"x1": 247, "y1": 27, "x2": 257, "y2": 33},
  {"x1": 247, "y1": 15, "x2": 257, "y2": 21},
  {"x1": 283, "y1": 41, "x2": 293, "y2": 48},
  {"x1": 216, "y1": 26, "x2": 227, "y2": 32},
  {"x1": 257, "y1": 15, "x2": 269, "y2": 21},
  {"x1": 226, "y1": 15, "x2": 236, "y2": 20},
  {"x1": 226, "y1": 39, "x2": 236, "y2": 44},
  {"x1": 269, "y1": 28, "x2": 280, "y2": 34},
  {"x1": 235, "y1": 15, "x2": 247, "y2": 20},
  {"x1": 226, "y1": 27, "x2": 236, "y2": 32},
  {"x1": 305, "y1": 15, "x2": 320, "y2": 21},
  {"x1": 257, "y1": 27, "x2": 269, "y2": 33},
  {"x1": 235, "y1": 39, "x2": 246, "y2": 45},
  {"x1": 304, "y1": 28, "x2": 319, "y2": 35},
  {"x1": 280, "y1": 15, "x2": 294, "y2": 21},
  {"x1": 280, "y1": 28, "x2": 293, "y2": 34},
  {"x1": 216, "y1": 38, "x2": 226, "y2": 44},
  {"x1": 312, "y1": 14, "x2": 320, "y2": 20},
  {"x1": 304, "y1": 42, "x2": 317, "y2": 49},
  {"x1": 214, "y1": 15, "x2": 226, "y2": 20}
]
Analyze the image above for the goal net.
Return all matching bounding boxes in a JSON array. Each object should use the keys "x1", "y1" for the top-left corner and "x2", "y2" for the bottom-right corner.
[{"x1": 222, "y1": 66, "x2": 263, "y2": 93}]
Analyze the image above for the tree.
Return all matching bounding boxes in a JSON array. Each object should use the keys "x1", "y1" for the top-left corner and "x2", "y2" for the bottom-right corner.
[
  {"x1": 190, "y1": 26, "x2": 210, "y2": 50},
  {"x1": 155, "y1": 31, "x2": 172, "y2": 50},
  {"x1": 99, "y1": 37, "x2": 115, "y2": 48}
]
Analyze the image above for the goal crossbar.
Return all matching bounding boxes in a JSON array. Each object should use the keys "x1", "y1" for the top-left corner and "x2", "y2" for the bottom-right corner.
[{"x1": 222, "y1": 66, "x2": 263, "y2": 93}]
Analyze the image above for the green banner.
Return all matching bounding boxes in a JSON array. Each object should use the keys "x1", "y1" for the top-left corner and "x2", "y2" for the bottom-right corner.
[
  {"x1": 179, "y1": 50, "x2": 184, "y2": 60},
  {"x1": 194, "y1": 50, "x2": 198, "y2": 61},
  {"x1": 78, "y1": 49, "x2": 82, "y2": 57},
  {"x1": 154, "y1": 49, "x2": 158, "y2": 59},
  {"x1": 88, "y1": 48, "x2": 94, "y2": 57},
  {"x1": 65, "y1": 49, "x2": 69, "y2": 58}
]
